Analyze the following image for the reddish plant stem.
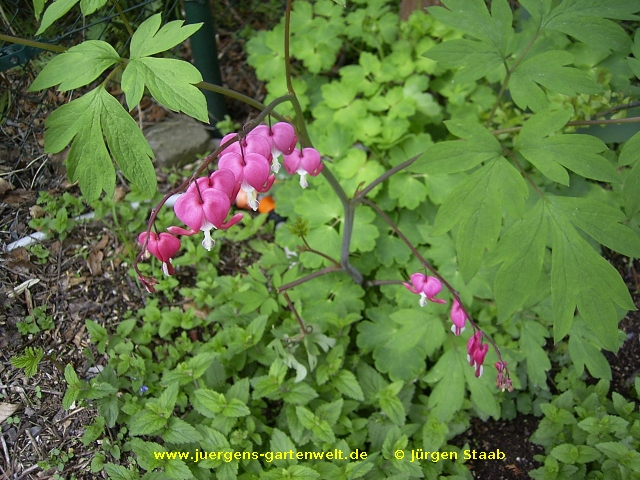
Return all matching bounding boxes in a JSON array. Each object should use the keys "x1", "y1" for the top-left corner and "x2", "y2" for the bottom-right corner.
[
  {"x1": 281, "y1": 291, "x2": 312, "y2": 341},
  {"x1": 361, "y1": 198, "x2": 508, "y2": 367}
]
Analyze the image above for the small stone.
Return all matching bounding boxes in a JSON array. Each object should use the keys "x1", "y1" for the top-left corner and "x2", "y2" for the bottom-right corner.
[{"x1": 144, "y1": 114, "x2": 217, "y2": 168}]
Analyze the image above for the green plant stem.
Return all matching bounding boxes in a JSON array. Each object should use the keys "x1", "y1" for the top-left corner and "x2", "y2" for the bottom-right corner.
[
  {"x1": 300, "y1": 237, "x2": 340, "y2": 267},
  {"x1": 278, "y1": 266, "x2": 342, "y2": 292},
  {"x1": 492, "y1": 115, "x2": 640, "y2": 136},
  {"x1": 281, "y1": 0, "x2": 359, "y2": 284},
  {"x1": 110, "y1": 0, "x2": 134, "y2": 37},
  {"x1": 197, "y1": 82, "x2": 286, "y2": 122},
  {"x1": 361, "y1": 198, "x2": 508, "y2": 366},
  {"x1": 354, "y1": 153, "x2": 422, "y2": 204},
  {"x1": 485, "y1": 32, "x2": 540, "y2": 127},
  {"x1": 284, "y1": 0, "x2": 295, "y2": 96},
  {"x1": 0, "y1": 33, "x2": 66, "y2": 53}
]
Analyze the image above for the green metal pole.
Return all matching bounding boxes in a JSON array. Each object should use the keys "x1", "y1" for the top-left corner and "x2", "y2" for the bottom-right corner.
[{"x1": 183, "y1": 0, "x2": 227, "y2": 132}]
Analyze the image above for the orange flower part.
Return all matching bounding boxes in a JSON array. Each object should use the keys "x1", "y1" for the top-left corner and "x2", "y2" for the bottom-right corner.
[{"x1": 258, "y1": 195, "x2": 275, "y2": 213}]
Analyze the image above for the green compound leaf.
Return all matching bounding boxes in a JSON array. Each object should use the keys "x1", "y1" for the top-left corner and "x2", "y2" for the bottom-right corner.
[
  {"x1": 410, "y1": 118, "x2": 502, "y2": 174},
  {"x1": 623, "y1": 163, "x2": 640, "y2": 218},
  {"x1": 547, "y1": 201, "x2": 635, "y2": 351},
  {"x1": 130, "y1": 13, "x2": 202, "y2": 59},
  {"x1": 388, "y1": 173, "x2": 427, "y2": 209},
  {"x1": 423, "y1": 348, "x2": 465, "y2": 423},
  {"x1": 321, "y1": 80, "x2": 357, "y2": 110},
  {"x1": 428, "y1": 0, "x2": 513, "y2": 55},
  {"x1": 43, "y1": 86, "x2": 156, "y2": 202},
  {"x1": 349, "y1": 206, "x2": 379, "y2": 253},
  {"x1": 518, "y1": 0, "x2": 553, "y2": 27},
  {"x1": 549, "y1": 196, "x2": 640, "y2": 258},
  {"x1": 509, "y1": 51, "x2": 603, "y2": 112},
  {"x1": 100, "y1": 89, "x2": 156, "y2": 198},
  {"x1": 425, "y1": 39, "x2": 504, "y2": 84},
  {"x1": 29, "y1": 41, "x2": 120, "y2": 92},
  {"x1": 36, "y1": 0, "x2": 79, "y2": 35},
  {"x1": 357, "y1": 307, "x2": 445, "y2": 382},
  {"x1": 79, "y1": 0, "x2": 107, "y2": 16},
  {"x1": 520, "y1": 320, "x2": 552, "y2": 389},
  {"x1": 463, "y1": 359, "x2": 500, "y2": 419},
  {"x1": 490, "y1": 200, "x2": 547, "y2": 323},
  {"x1": 122, "y1": 57, "x2": 208, "y2": 122},
  {"x1": 517, "y1": 109, "x2": 618, "y2": 185},
  {"x1": 569, "y1": 317, "x2": 612, "y2": 380},
  {"x1": 432, "y1": 157, "x2": 528, "y2": 282},
  {"x1": 375, "y1": 233, "x2": 411, "y2": 268},
  {"x1": 45, "y1": 87, "x2": 115, "y2": 202},
  {"x1": 619, "y1": 129, "x2": 640, "y2": 166},
  {"x1": 544, "y1": 0, "x2": 639, "y2": 52},
  {"x1": 33, "y1": 0, "x2": 46, "y2": 19}
]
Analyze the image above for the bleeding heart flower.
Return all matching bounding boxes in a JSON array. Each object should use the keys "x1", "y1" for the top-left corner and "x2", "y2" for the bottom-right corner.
[
  {"x1": 467, "y1": 331, "x2": 483, "y2": 366},
  {"x1": 450, "y1": 298, "x2": 467, "y2": 336},
  {"x1": 472, "y1": 343, "x2": 489, "y2": 378},
  {"x1": 218, "y1": 152, "x2": 275, "y2": 210},
  {"x1": 250, "y1": 123, "x2": 297, "y2": 173},
  {"x1": 283, "y1": 147, "x2": 323, "y2": 188},
  {"x1": 138, "y1": 231, "x2": 181, "y2": 276},
  {"x1": 403, "y1": 273, "x2": 447, "y2": 307},
  {"x1": 220, "y1": 132, "x2": 272, "y2": 161},
  {"x1": 169, "y1": 187, "x2": 243, "y2": 250}
]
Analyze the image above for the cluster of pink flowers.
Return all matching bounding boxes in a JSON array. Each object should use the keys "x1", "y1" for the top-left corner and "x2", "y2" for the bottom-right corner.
[
  {"x1": 137, "y1": 122, "x2": 323, "y2": 291},
  {"x1": 404, "y1": 272, "x2": 504, "y2": 381},
  {"x1": 403, "y1": 273, "x2": 469, "y2": 335}
]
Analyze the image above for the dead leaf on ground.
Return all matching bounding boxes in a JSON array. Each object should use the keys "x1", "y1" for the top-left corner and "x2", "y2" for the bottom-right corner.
[
  {"x1": 1, "y1": 189, "x2": 36, "y2": 206},
  {"x1": 87, "y1": 250, "x2": 103, "y2": 276},
  {"x1": 0, "y1": 177, "x2": 14, "y2": 196},
  {"x1": 0, "y1": 402, "x2": 20, "y2": 423},
  {"x1": 29, "y1": 204, "x2": 45, "y2": 219}
]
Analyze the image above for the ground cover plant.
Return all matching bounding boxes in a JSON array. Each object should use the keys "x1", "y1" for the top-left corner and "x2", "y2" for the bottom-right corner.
[{"x1": 3, "y1": 0, "x2": 640, "y2": 478}]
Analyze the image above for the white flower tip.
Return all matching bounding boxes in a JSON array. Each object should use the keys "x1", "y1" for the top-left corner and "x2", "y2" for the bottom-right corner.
[
  {"x1": 202, "y1": 231, "x2": 215, "y2": 251},
  {"x1": 419, "y1": 293, "x2": 427, "y2": 307},
  {"x1": 271, "y1": 156, "x2": 281, "y2": 173},
  {"x1": 299, "y1": 174, "x2": 308, "y2": 189},
  {"x1": 162, "y1": 262, "x2": 170, "y2": 276}
]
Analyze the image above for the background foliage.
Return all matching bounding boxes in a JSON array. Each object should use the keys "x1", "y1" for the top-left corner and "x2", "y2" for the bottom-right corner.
[{"x1": 11, "y1": 0, "x2": 640, "y2": 478}]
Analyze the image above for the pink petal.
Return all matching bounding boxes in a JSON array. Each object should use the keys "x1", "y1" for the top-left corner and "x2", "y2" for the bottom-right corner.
[
  {"x1": 219, "y1": 133, "x2": 241, "y2": 156},
  {"x1": 283, "y1": 150, "x2": 302, "y2": 175},
  {"x1": 300, "y1": 148, "x2": 322, "y2": 176},
  {"x1": 409, "y1": 273, "x2": 427, "y2": 291},
  {"x1": 271, "y1": 122, "x2": 297, "y2": 155},
  {"x1": 450, "y1": 299, "x2": 467, "y2": 329},
  {"x1": 220, "y1": 212, "x2": 244, "y2": 230},
  {"x1": 209, "y1": 168, "x2": 239, "y2": 200},
  {"x1": 256, "y1": 173, "x2": 275, "y2": 193},
  {"x1": 244, "y1": 134, "x2": 272, "y2": 160},
  {"x1": 218, "y1": 152, "x2": 245, "y2": 185},
  {"x1": 201, "y1": 188, "x2": 232, "y2": 228},
  {"x1": 243, "y1": 152, "x2": 271, "y2": 190},
  {"x1": 138, "y1": 231, "x2": 160, "y2": 259},
  {"x1": 167, "y1": 226, "x2": 197, "y2": 236},
  {"x1": 174, "y1": 191, "x2": 205, "y2": 231},
  {"x1": 156, "y1": 233, "x2": 180, "y2": 262}
]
